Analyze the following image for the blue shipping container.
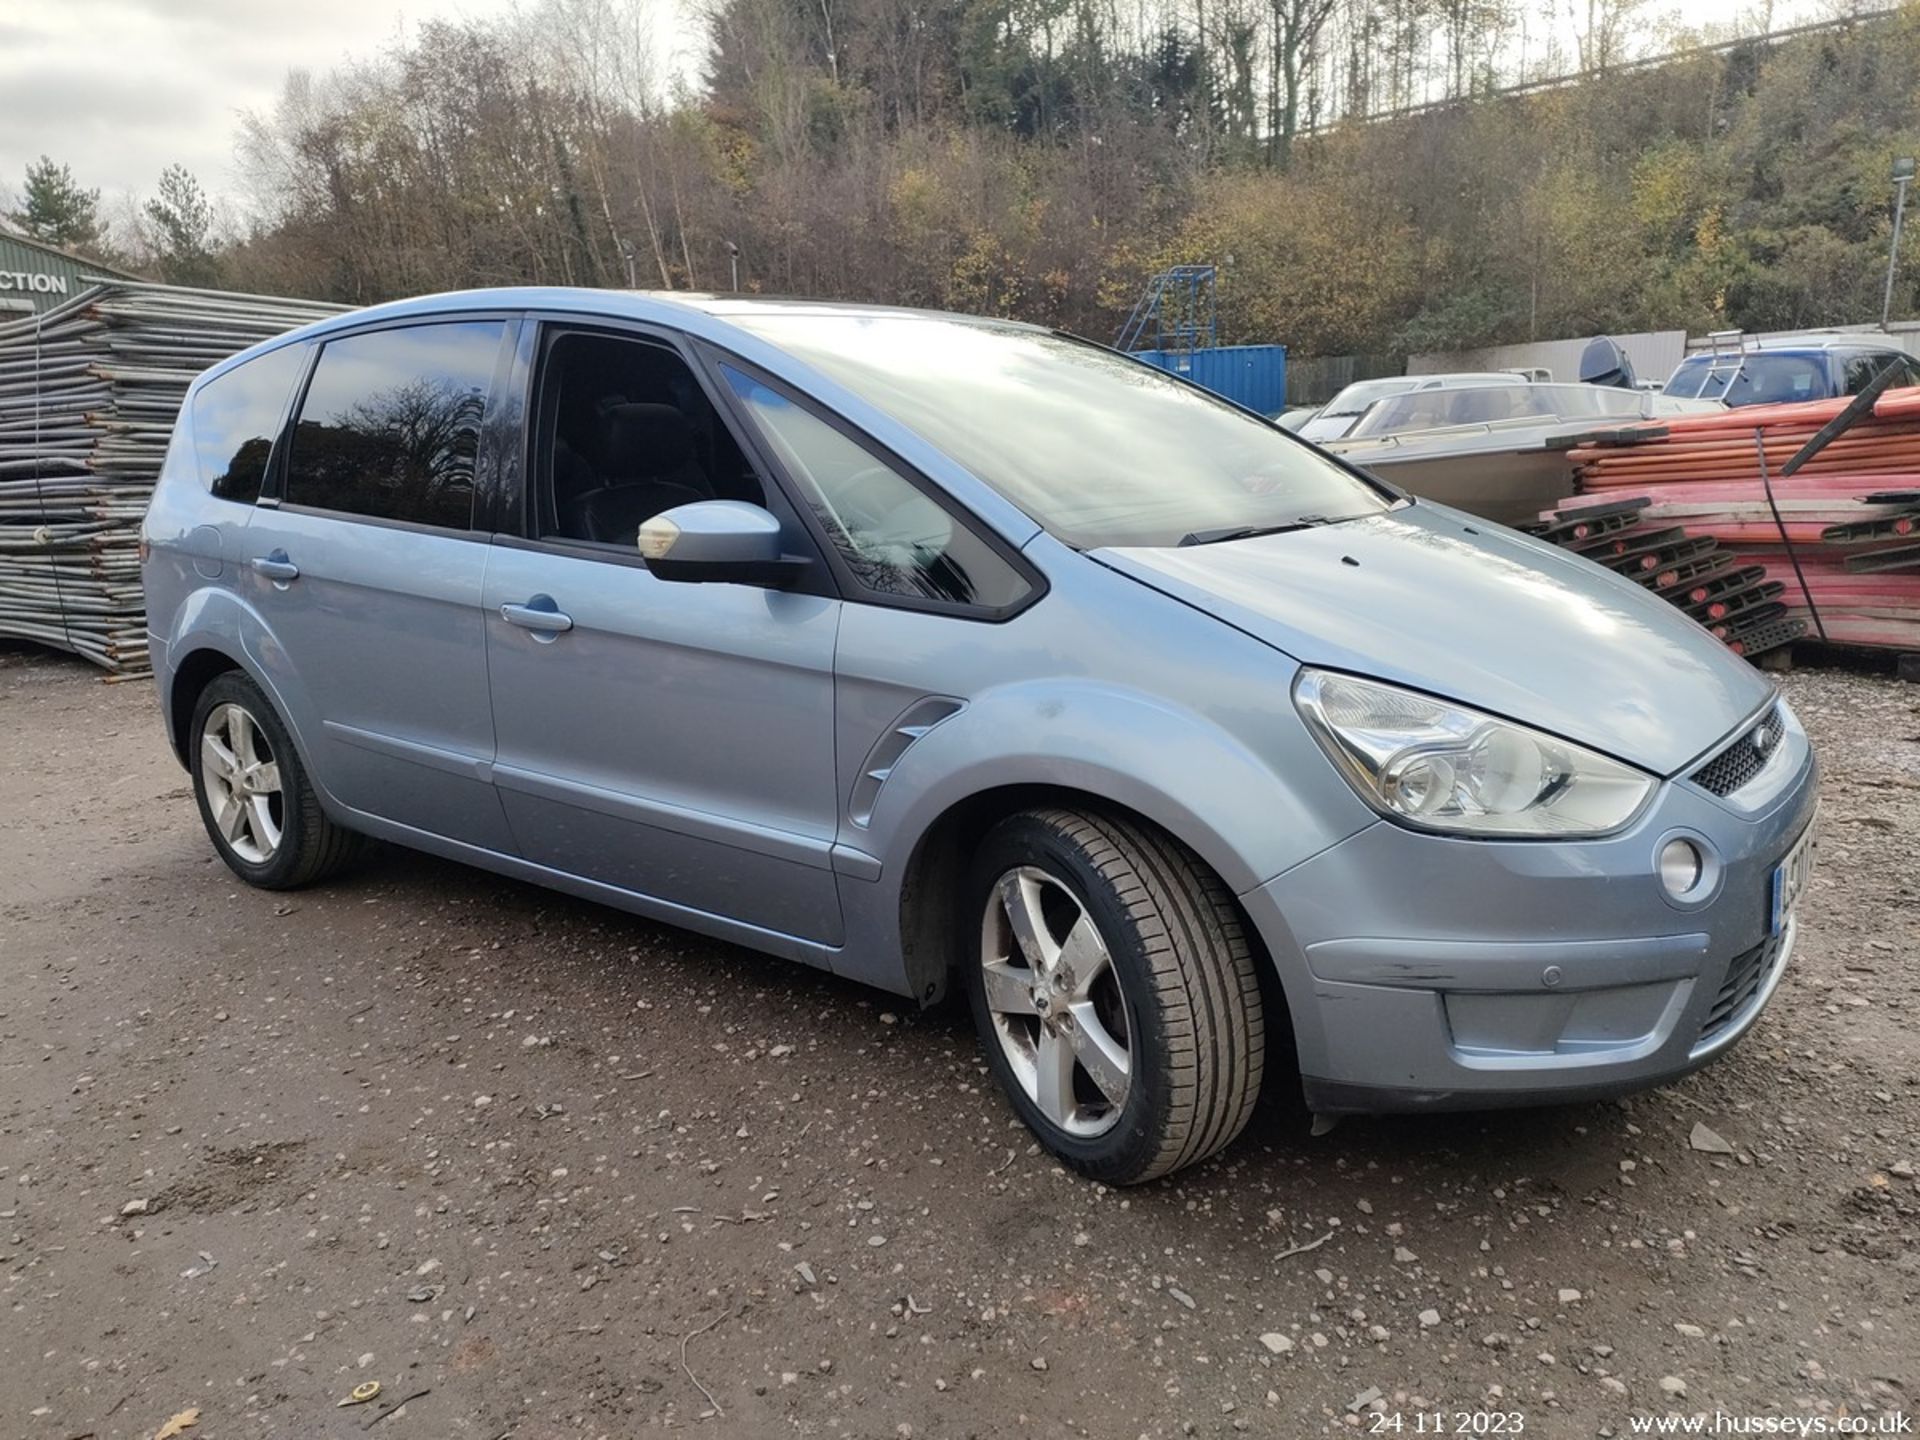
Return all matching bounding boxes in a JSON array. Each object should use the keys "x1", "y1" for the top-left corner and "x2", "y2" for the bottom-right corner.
[{"x1": 1132, "y1": 344, "x2": 1288, "y2": 416}]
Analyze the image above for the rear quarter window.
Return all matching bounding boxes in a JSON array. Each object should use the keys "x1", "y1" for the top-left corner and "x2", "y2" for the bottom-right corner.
[
  {"x1": 282, "y1": 320, "x2": 506, "y2": 530},
  {"x1": 190, "y1": 344, "x2": 307, "y2": 503}
]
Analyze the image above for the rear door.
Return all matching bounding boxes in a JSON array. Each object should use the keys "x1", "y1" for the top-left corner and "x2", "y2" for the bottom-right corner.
[{"x1": 240, "y1": 316, "x2": 519, "y2": 850}]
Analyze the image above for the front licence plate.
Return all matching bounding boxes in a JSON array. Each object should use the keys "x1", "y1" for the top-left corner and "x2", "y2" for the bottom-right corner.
[{"x1": 1770, "y1": 819, "x2": 1817, "y2": 937}]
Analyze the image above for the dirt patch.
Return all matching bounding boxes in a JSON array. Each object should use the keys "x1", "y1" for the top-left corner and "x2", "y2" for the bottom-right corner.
[
  {"x1": 0, "y1": 647, "x2": 1915, "y2": 1439},
  {"x1": 150, "y1": 1139, "x2": 309, "y2": 1215}
]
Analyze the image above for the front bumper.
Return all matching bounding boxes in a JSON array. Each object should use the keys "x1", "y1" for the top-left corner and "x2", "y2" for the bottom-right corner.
[{"x1": 1244, "y1": 710, "x2": 1818, "y2": 1113}]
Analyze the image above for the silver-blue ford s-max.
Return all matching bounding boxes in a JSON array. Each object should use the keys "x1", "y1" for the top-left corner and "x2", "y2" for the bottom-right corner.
[{"x1": 142, "y1": 290, "x2": 1818, "y2": 1184}]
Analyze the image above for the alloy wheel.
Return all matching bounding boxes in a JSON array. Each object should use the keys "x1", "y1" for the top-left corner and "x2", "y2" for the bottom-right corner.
[
  {"x1": 979, "y1": 865, "x2": 1133, "y2": 1138},
  {"x1": 199, "y1": 702, "x2": 284, "y2": 864}
]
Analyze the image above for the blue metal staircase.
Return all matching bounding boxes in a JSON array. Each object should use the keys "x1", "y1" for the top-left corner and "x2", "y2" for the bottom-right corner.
[{"x1": 1115, "y1": 265, "x2": 1218, "y2": 352}]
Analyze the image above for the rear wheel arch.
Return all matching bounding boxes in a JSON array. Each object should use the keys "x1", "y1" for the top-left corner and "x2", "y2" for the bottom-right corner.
[
  {"x1": 188, "y1": 669, "x2": 366, "y2": 888},
  {"x1": 167, "y1": 646, "x2": 326, "y2": 798},
  {"x1": 167, "y1": 645, "x2": 246, "y2": 769}
]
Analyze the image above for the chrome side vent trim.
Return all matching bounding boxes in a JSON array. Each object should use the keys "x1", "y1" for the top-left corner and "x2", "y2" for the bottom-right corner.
[{"x1": 849, "y1": 697, "x2": 965, "y2": 827}]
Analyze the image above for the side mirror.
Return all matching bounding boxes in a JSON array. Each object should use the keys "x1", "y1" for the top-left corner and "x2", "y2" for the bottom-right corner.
[{"x1": 638, "y1": 500, "x2": 810, "y2": 588}]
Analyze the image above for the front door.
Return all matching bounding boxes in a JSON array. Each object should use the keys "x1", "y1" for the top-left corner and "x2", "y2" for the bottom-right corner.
[{"x1": 482, "y1": 325, "x2": 844, "y2": 946}]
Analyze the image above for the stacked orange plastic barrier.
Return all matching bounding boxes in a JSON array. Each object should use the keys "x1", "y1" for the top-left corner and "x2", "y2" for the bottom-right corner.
[{"x1": 1538, "y1": 387, "x2": 1920, "y2": 657}]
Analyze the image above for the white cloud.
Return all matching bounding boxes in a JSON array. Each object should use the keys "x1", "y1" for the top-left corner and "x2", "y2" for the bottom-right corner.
[{"x1": 0, "y1": 0, "x2": 690, "y2": 209}]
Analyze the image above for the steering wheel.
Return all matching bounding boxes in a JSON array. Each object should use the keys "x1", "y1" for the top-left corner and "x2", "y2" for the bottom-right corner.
[
  {"x1": 831, "y1": 466, "x2": 907, "y2": 532},
  {"x1": 829, "y1": 466, "x2": 952, "y2": 564}
]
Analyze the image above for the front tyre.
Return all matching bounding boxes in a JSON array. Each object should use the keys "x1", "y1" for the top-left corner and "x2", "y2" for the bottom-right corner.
[
  {"x1": 963, "y1": 808, "x2": 1265, "y2": 1184},
  {"x1": 189, "y1": 672, "x2": 363, "y2": 889}
]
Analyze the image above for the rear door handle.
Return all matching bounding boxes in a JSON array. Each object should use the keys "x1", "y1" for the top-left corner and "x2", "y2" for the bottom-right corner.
[
  {"x1": 500, "y1": 597, "x2": 574, "y2": 635},
  {"x1": 251, "y1": 550, "x2": 299, "y2": 582}
]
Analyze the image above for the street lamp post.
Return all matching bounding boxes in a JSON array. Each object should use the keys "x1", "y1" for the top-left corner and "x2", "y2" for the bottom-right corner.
[{"x1": 1883, "y1": 156, "x2": 1915, "y2": 328}]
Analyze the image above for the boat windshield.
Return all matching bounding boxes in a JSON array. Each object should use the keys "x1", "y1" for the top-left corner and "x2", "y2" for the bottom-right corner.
[{"x1": 1345, "y1": 384, "x2": 1651, "y2": 439}]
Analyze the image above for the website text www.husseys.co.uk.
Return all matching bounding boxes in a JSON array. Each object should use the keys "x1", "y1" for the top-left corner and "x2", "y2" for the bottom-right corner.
[{"x1": 1628, "y1": 1415, "x2": 1911, "y2": 1436}]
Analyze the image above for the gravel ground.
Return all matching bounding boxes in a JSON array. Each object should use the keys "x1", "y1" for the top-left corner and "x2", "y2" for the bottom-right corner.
[{"x1": 0, "y1": 646, "x2": 1915, "y2": 1440}]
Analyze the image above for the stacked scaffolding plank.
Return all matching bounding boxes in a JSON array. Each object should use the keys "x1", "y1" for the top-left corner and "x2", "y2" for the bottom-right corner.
[
  {"x1": 1532, "y1": 387, "x2": 1920, "y2": 660},
  {"x1": 0, "y1": 282, "x2": 342, "y2": 676}
]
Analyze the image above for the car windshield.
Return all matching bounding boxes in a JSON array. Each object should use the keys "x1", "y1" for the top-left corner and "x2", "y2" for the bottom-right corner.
[
  {"x1": 732, "y1": 313, "x2": 1392, "y2": 550},
  {"x1": 1664, "y1": 354, "x2": 1826, "y2": 405},
  {"x1": 1345, "y1": 383, "x2": 1651, "y2": 438}
]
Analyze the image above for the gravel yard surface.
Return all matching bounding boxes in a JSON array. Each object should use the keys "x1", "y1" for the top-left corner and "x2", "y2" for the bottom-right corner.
[{"x1": 0, "y1": 647, "x2": 1914, "y2": 1439}]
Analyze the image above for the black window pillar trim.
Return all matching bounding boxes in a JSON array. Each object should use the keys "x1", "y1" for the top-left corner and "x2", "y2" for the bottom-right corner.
[{"x1": 229, "y1": 336, "x2": 314, "y2": 509}]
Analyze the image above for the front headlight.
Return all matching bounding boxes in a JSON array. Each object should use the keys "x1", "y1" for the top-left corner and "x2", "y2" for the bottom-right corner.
[{"x1": 1293, "y1": 669, "x2": 1654, "y2": 837}]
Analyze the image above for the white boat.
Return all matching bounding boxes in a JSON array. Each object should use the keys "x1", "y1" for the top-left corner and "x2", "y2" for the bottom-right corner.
[{"x1": 1324, "y1": 383, "x2": 1724, "y2": 527}]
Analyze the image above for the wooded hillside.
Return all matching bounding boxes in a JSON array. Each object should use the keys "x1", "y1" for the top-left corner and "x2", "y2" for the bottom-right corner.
[{"x1": 69, "y1": 2, "x2": 1920, "y2": 357}]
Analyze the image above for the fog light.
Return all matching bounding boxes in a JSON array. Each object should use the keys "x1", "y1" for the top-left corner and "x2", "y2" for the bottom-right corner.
[{"x1": 1659, "y1": 838, "x2": 1704, "y2": 897}]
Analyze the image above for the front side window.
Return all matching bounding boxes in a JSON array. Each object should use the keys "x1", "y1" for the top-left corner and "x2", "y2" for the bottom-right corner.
[
  {"x1": 533, "y1": 330, "x2": 765, "y2": 549},
  {"x1": 1844, "y1": 353, "x2": 1909, "y2": 394},
  {"x1": 728, "y1": 314, "x2": 1390, "y2": 550},
  {"x1": 191, "y1": 343, "x2": 306, "y2": 503},
  {"x1": 282, "y1": 320, "x2": 505, "y2": 528},
  {"x1": 722, "y1": 365, "x2": 1032, "y2": 610}
]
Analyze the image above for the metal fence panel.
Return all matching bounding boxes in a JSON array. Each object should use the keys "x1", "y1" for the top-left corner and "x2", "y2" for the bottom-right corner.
[
  {"x1": 0, "y1": 281, "x2": 345, "y2": 675},
  {"x1": 1283, "y1": 352, "x2": 1401, "y2": 406},
  {"x1": 1408, "y1": 331, "x2": 1688, "y2": 385}
]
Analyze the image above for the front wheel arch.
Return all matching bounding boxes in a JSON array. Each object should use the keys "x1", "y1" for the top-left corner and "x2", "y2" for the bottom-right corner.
[
  {"x1": 899, "y1": 785, "x2": 1290, "y2": 1024},
  {"x1": 962, "y1": 804, "x2": 1267, "y2": 1182}
]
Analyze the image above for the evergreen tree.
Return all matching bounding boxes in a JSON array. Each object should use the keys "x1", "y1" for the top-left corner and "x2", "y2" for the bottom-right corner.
[
  {"x1": 143, "y1": 165, "x2": 220, "y2": 288},
  {"x1": 7, "y1": 156, "x2": 103, "y2": 252}
]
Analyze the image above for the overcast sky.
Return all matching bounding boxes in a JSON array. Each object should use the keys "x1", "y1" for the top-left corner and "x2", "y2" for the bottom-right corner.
[
  {"x1": 0, "y1": 0, "x2": 1814, "y2": 218},
  {"x1": 0, "y1": 0, "x2": 698, "y2": 212}
]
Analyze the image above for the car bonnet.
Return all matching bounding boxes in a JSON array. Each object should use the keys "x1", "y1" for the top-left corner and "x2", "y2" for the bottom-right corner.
[{"x1": 1095, "y1": 502, "x2": 1775, "y2": 776}]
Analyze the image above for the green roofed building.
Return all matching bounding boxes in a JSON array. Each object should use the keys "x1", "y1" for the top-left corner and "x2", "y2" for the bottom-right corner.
[{"x1": 0, "y1": 226, "x2": 141, "y2": 316}]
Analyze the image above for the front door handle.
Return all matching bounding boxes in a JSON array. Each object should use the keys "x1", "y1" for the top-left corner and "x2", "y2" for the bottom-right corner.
[
  {"x1": 251, "y1": 550, "x2": 299, "y2": 583},
  {"x1": 500, "y1": 597, "x2": 574, "y2": 635}
]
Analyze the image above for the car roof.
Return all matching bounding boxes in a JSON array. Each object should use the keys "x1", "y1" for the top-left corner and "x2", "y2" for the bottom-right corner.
[
  {"x1": 1681, "y1": 334, "x2": 1906, "y2": 356},
  {"x1": 190, "y1": 286, "x2": 1053, "y2": 404},
  {"x1": 189, "y1": 286, "x2": 1053, "y2": 550},
  {"x1": 277, "y1": 287, "x2": 1046, "y2": 344}
]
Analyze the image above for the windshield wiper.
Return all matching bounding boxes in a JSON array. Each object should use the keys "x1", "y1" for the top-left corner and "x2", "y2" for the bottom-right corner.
[{"x1": 1178, "y1": 516, "x2": 1331, "y2": 547}]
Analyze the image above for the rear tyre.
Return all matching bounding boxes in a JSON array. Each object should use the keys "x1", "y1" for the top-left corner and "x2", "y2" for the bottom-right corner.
[
  {"x1": 189, "y1": 672, "x2": 363, "y2": 889},
  {"x1": 963, "y1": 807, "x2": 1265, "y2": 1184}
]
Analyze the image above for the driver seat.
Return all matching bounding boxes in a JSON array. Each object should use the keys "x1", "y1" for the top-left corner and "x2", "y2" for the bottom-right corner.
[{"x1": 563, "y1": 403, "x2": 712, "y2": 546}]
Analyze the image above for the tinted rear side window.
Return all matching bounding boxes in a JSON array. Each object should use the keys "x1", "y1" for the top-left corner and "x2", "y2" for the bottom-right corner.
[
  {"x1": 191, "y1": 344, "x2": 306, "y2": 503},
  {"x1": 283, "y1": 320, "x2": 505, "y2": 529}
]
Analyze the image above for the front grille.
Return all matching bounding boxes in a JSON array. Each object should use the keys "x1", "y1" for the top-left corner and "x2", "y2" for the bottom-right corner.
[
  {"x1": 1698, "y1": 931, "x2": 1786, "y2": 1043},
  {"x1": 1690, "y1": 705, "x2": 1785, "y2": 797}
]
